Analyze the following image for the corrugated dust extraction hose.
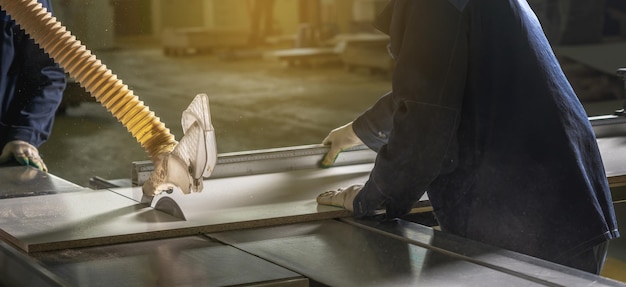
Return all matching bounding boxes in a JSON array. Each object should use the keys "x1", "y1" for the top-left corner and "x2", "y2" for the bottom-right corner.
[{"x1": 0, "y1": 0, "x2": 178, "y2": 160}]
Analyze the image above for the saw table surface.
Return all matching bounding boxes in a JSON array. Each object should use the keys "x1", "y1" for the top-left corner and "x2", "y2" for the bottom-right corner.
[
  {"x1": 0, "y1": 163, "x2": 371, "y2": 252},
  {"x1": 0, "y1": 165, "x2": 85, "y2": 198},
  {"x1": 598, "y1": 136, "x2": 626, "y2": 187},
  {"x1": 32, "y1": 236, "x2": 307, "y2": 287},
  {"x1": 1, "y1": 137, "x2": 626, "y2": 285},
  {"x1": 210, "y1": 219, "x2": 624, "y2": 287},
  {"x1": 22, "y1": 218, "x2": 625, "y2": 287}
]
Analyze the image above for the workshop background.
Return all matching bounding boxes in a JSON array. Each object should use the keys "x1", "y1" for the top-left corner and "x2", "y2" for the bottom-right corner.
[
  {"x1": 44, "y1": 0, "x2": 397, "y2": 185},
  {"x1": 33, "y1": 0, "x2": 626, "y2": 281}
]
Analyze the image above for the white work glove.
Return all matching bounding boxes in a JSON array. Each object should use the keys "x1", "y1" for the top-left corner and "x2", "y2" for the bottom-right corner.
[
  {"x1": 321, "y1": 122, "x2": 364, "y2": 167},
  {"x1": 316, "y1": 184, "x2": 363, "y2": 211},
  {"x1": 0, "y1": 140, "x2": 47, "y2": 172}
]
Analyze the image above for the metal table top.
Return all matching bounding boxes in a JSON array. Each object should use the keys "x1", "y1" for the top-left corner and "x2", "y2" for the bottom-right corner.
[
  {"x1": 31, "y1": 236, "x2": 307, "y2": 287},
  {"x1": 0, "y1": 166, "x2": 85, "y2": 198},
  {"x1": 11, "y1": 218, "x2": 623, "y2": 287},
  {"x1": 0, "y1": 138, "x2": 625, "y2": 286},
  {"x1": 209, "y1": 219, "x2": 626, "y2": 287}
]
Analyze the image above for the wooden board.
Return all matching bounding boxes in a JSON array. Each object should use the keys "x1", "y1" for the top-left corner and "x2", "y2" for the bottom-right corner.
[{"x1": 0, "y1": 164, "x2": 373, "y2": 252}]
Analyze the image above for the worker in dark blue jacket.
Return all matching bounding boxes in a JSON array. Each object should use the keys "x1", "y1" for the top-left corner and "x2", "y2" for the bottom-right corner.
[
  {"x1": 0, "y1": 0, "x2": 66, "y2": 172},
  {"x1": 318, "y1": 0, "x2": 619, "y2": 274}
]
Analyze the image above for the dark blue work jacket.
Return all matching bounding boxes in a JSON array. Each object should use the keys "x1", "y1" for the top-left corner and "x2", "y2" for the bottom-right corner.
[
  {"x1": 0, "y1": 0, "x2": 65, "y2": 149},
  {"x1": 352, "y1": 0, "x2": 620, "y2": 262}
]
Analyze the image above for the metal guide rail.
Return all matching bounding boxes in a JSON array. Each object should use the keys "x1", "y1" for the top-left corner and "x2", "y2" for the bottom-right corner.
[{"x1": 131, "y1": 144, "x2": 377, "y2": 186}]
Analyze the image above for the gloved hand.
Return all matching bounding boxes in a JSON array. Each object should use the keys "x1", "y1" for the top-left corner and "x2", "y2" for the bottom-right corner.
[
  {"x1": 317, "y1": 183, "x2": 416, "y2": 220},
  {"x1": 321, "y1": 122, "x2": 364, "y2": 168},
  {"x1": 316, "y1": 184, "x2": 363, "y2": 211},
  {"x1": 0, "y1": 140, "x2": 47, "y2": 172},
  {"x1": 353, "y1": 185, "x2": 415, "y2": 219}
]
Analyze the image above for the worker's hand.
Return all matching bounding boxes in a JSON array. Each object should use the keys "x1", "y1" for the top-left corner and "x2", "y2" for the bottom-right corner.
[
  {"x1": 321, "y1": 122, "x2": 364, "y2": 168},
  {"x1": 353, "y1": 186, "x2": 415, "y2": 219},
  {"x1": 316, "y1": 184, "x2": 363, "y2": 211},
  {"x1": 318, "y1": 184, "x2": 415, "y2": 219},
  {"x1": 0, "y1": 140, "x2": 47, "y2": 172}
]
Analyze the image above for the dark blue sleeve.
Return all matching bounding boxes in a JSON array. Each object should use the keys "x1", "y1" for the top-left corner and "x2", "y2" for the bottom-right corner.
[
  {"x1": 353, "y1": 0, "x2": 468, "y2": 218},
  {"x1": 352, "y1": 91, "x2": 395, "y2": 152},
  {"x1": 0, "y1": 0, "x2": 66, "y2": 148}
]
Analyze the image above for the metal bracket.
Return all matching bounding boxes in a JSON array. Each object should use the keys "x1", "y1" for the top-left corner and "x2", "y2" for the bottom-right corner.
[{"x1": 614, "y1": 68, "x2": 626, "y2": 116}]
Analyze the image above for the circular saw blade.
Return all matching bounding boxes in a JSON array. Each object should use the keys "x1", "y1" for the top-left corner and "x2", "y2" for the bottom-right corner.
[{"x1": 153, "y1": 196, "x2": 187, "y2": 220}]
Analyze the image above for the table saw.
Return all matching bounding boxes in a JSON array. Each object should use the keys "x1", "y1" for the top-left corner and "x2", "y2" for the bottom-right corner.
[
  {"x1": 0, "y1": 1, "x2": 625, "y2": 285},
  {"x1": 0, "y1": 142, "x2": 625, "y2": 287}
]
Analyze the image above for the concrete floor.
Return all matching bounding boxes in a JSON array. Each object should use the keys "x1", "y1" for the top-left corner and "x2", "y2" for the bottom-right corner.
[
  {"x1": 38, "y1": 40, "x2": 626, "y2": 186},
  {"x1": 40, "y1": 43, "x2": 391, "y2": 186}
]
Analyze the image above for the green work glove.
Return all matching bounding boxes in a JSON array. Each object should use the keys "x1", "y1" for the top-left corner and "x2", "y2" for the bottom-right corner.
[
  {"x1": 321, "y1": 122, "x2": 364, "y2": 168},
  {"x1": 0, "y1": 140, "x2": 47, "y2": 172}
]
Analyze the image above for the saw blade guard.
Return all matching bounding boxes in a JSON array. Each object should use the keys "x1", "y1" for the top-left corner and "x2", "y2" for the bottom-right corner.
[
  {"x1": 142, "y1": 94, "x2": 217, "y2": 196},
  {"x1": 180, "y1": 93, "x2": 217, "y2": 179}
]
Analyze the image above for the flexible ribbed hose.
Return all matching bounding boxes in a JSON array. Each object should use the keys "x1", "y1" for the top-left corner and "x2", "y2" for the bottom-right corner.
[{"x1": 0, "y1": 0, "x2": 177, "y2": 159}]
